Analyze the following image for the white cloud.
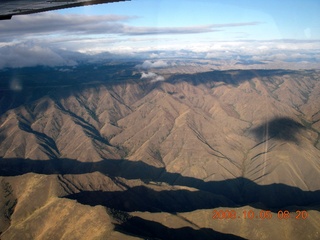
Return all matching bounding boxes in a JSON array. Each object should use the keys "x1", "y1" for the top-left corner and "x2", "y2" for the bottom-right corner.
[
  {"x1": 141, "y1": 72, "x2": 157, "y2": 78},
  {"x1": 140, "y1": 72, "x2": 165, "y2": 82},
  {"x1": 149, "y1": 53, "x2": 159, "y2": 58},
  {"x1": 141, "y1": 60, "x2": 168, "y2": 69}
]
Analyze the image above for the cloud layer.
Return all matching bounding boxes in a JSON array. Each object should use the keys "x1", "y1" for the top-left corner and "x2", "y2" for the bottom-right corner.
[
  {"x1": 0, "y1": 43, "x2": 76, "y2": 68},
  {"x1": 0, "y1": 14, "x2": 133, "y2": 39},
  {"x1": 0, "y1": 12, "x2": 319, "y2": 69},
  {"x1": 0, "y1": 12, "x2": 261, "y2": 41}
]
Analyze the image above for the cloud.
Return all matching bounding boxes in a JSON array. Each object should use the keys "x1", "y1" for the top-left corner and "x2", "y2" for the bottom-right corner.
[
  {"x1": 141, "y1": 60, "x2": 168, "y2": 69},
  {"x1": 0, "y1": 12, "x2": 266, "y2": 54},
  {"x1": 202, "y1": 39, "x2": 320, "y2": 58},
  {"x1": 123, "y1": 22, "x2": 261, "y2": 36},
  {"x1": 0, "y1": 14, "x2": 128, "y2": 41},
  {"x1": 123, "y1": 25, "x2": 220, "y2": 35},
  {"x1": 140, "y1": 72, "x2": 165, "y2": 82},
  {"x1": 149, "y1": 53, "x2": 159, "y2": 58},
  {"x1": 0, "y1": 12, "x2": 262, "y2": 41},
  {"x1": 0, "y1": 13, "x2": 134, "y2": 37},
  {"x1": 0, "y1": 43, "x2": 76, "y2": 68}
]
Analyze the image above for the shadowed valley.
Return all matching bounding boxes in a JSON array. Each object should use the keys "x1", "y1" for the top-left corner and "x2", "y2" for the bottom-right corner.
[{"x1": 1, "y1": 67, "x2": 320, "y2": 239}]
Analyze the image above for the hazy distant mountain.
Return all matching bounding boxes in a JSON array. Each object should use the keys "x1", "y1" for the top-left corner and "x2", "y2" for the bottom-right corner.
[{"x1": 0, "y1": 65, "x2": 319, "y2": 239}]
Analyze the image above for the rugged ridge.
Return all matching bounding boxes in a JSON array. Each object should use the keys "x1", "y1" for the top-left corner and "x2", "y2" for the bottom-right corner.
[{"x1": 0, "y1": 68, "x2": 320, "y2": 239}]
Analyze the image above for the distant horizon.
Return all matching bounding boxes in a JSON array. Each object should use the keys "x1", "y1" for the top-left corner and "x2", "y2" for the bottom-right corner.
[{"x1": 0, "y1": 0, "x2": 319, "y2": 69}]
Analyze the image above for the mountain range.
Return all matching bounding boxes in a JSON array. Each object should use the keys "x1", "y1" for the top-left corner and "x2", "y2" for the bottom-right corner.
[{"x1": 0, "y1": 64, "x2": 319, "y2": 239}]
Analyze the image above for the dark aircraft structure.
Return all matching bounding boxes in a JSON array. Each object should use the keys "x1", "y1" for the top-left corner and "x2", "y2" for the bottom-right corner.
[{"x1": 0, "y1": 0, "x2": 128, "y2": 20}]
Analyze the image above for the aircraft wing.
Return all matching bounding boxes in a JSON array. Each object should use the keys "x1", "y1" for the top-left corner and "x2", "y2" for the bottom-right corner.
[{"x1": 0, "y1": 0, "x2": 128, "y2": 20}]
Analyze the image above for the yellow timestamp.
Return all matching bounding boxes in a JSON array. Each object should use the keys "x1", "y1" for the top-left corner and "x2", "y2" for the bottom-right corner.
[{"x1": 212, "y1": 209, "x2": 308, "y2": 220}]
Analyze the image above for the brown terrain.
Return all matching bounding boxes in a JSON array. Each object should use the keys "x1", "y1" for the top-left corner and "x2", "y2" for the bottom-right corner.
[{"x1": 0, "y1": 67, "x2": 320, "y2": 239}]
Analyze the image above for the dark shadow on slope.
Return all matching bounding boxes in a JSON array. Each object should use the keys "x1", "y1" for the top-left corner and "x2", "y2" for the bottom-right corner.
[
  {"x1": 66, "y1": 186, "x2": 234, "y2": 212},
  {"x1": 65, "y1": 183, "x2": 320, "y2": 213},
  {"x1": 250, "y1": 117, "x2": 305, "y2": 144},
  {"x1": 18, "y1": 122, "x2": 60, "y2": 158},
  {"x1": 115, "y1": 216, "x2": 247, "y2": 240},
  {"x1": 166, "y1": 69, "x2": 295, "y2": 87},
  {"x1": 0, "y1": 157, "x2": 319, "y2": 211},
  {"x1": 53, "y1": 101, "x2": 112, "y2": 146}
]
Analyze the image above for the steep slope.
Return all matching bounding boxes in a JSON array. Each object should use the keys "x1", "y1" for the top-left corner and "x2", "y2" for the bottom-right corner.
[{"x1": 0, "y1": 68, "x2": 320, "y2": 239}]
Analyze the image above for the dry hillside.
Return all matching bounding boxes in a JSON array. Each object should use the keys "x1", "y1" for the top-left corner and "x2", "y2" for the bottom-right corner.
[{"x1": 0, "y1": 68, "x2": 319, "y2": 239}]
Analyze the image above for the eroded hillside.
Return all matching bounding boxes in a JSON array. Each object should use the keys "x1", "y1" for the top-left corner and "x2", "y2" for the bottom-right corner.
[{"x1": 0, "y1": 68, "x2": 319, "y2": 239}]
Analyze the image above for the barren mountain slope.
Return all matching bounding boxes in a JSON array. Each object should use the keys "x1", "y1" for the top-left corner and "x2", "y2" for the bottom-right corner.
[{"x1": 0, "y1": 68, "x2": 319, "y2": 239}]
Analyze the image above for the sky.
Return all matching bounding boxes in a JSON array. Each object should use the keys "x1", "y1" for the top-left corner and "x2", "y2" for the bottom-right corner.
[{"x1": 0, "y1": 0, "x2": 320, "y2": 68}]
